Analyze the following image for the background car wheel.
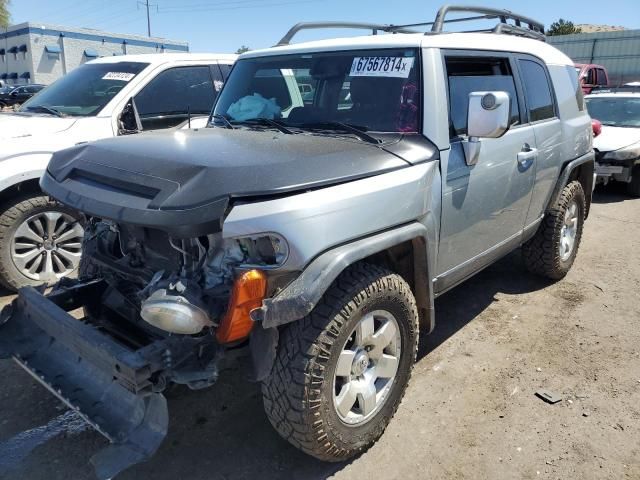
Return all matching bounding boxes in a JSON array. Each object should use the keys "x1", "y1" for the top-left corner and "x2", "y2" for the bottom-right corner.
[
  {"x1": 523, "y1": 180, "x2": 586, "y2": 280},
  {"x1": 262, "y1": 263, "x2": 419, "y2": 461},
  {"x1": 0, "y1": 194, "x2": 84, "y2": 291},
  {"x1": 627, "y1": 165, "x2": 640, "y2": 197}
]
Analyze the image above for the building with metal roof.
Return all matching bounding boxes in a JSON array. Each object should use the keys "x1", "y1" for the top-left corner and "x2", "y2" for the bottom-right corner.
[{"x1": 0, "y1": 22, "x2": 189, "y2": 86}]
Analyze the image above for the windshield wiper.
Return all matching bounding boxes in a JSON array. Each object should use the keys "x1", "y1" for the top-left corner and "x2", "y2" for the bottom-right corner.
[
  {"x1": 296, "y1": 121, "x2": 381, "y2": 145},
  {"x1": 211, "y1": 114, "x2": 235, "y2": 129},
  {"x1": 236, "y1": 117, "x2": 295, "y2": 135},
  {"x1": 23, "y1": 105, "x2": 65, "y2": 117}
]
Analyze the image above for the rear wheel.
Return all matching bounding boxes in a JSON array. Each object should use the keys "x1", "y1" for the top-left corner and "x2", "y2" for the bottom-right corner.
[
  {"x1": 627, "y1": 165, "x2": 640, "y2": 197},
  {"x1": 262, "y1": 263, "x2": 419, "y2": 461},
  {"x1": 523, "y1": 180, "x2": 585, "y2": 280},
  {"x1": 0, "y1": 194, "x2": 84, "y2": 291}
]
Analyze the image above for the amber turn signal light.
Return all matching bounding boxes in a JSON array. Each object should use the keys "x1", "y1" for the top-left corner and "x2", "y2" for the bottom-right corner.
[{"x1": 216, "y1": 269, "x2": 267, "y2": 343}]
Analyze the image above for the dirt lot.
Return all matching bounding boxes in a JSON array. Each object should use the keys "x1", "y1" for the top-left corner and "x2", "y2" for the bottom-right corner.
[{"x1": 0, "y1": 186, "x2": 638, "y2": 480}]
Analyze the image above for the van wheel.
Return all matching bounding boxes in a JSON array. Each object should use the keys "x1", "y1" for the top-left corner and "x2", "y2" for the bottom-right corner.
[
  {"x1": 627, "y1": 166, "x2": 640, "y2": 197},
  {"x1": 523, "y1": 180, "x2": 585, "y2": 280},
  {"x1": 262, "y1": 263, "x2": 419, "y2": 461},
  {"x1": 0, "y1": 194, "x2": 84, "y2": 291}
]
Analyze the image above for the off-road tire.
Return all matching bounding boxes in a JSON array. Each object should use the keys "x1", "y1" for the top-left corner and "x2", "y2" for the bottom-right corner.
[
  {"x1": 627, "y1": 165, "x2": 640, "y2": 197},
  {"x1": 0, "y1": 194, "x2": 83, "y2": 291},
  {"x1": 262, "y1": 263, "x2": 419, "y2": 462},
  {"x1": 523, "y1": 180, "x2": 586, "y2": 280}
]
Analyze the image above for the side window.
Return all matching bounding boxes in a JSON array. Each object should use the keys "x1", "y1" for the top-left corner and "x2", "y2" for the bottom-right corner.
[
  {"x1": 134, "y1": 66, "x2": 215, "y2": 130},
  {"x1": 518, "y1": 59, "x2": 555, "y2": 122},
  {"x1": 445, "y1": 56, "x2": 520, "y2": 137},
  {"x1": 585, "y1": 68, "x2": 596, "y2": 85},
  {"x1": 596, "y1": 69, "x2": 607, "y2": 86},
  {"x1": 565, "y1": 65, "x2": 585, "y2": 111},
  {"x1": 292, "y1": 69, "x2": 317, "y2": 106}
]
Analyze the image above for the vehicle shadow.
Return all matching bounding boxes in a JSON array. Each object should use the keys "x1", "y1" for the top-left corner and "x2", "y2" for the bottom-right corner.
[
  {"x1": 592, "y1": 182, "x2": 634, "y2": 204},
  {"x1": 418, "y1": 251, "x2": 550, "y2": 360}
]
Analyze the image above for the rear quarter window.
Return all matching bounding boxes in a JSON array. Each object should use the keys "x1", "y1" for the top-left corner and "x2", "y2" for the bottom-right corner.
[{"x1": 518, "y1": 59, "x2": 556, "y2": 122}]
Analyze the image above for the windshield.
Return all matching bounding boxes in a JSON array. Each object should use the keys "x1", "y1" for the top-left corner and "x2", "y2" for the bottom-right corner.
[
  {"x1": 213, "y1": 48, "x2": 421, "y2": 133},
  {"x1": 19, "y1": 61, "x2": 148, "y2": 117},
  {"x1": 585, "y1": 97, "x2": 640, "y2": 127}
]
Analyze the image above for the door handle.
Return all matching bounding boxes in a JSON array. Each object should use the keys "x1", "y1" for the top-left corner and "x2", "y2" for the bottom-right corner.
[{"x1": 517, "y1": 144, "x2": 537, "y2": 166}]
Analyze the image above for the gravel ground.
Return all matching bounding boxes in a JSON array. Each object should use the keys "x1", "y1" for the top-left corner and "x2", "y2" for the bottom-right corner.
[{"x1": 0, "y1": 185, "x2": 638, "y2": 480}]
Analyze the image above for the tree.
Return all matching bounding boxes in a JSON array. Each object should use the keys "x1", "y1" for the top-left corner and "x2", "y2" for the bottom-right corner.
[
  {"x1": 235, "y1": 45, "x2": 250, "y2": 54},
  {"x1": 0, "y1": 0, "x2": 10, "y2": 29},
  {"x1": 547, "y1": 19, "x2": 582, "y2": 36}
]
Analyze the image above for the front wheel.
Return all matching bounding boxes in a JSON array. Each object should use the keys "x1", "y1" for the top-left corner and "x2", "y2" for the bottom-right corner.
[
  {"x1": 0, "y1": 194, "x2": 85, "y2": 291},
  {"x1": 262, "y1": 263, "x2": 419, "y2": 461},
  {"x1": 523, "y1": 180, "x2": 586, "y2": 280}
]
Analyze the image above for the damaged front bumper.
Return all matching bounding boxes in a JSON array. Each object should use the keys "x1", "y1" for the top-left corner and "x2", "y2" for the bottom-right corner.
[{"x1": 0, "y1": 281, "x2": 174, "y2": 479}]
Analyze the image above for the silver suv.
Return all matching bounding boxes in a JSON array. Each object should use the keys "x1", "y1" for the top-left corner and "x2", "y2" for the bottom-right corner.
[{"x1": 0, "y1": 6, "x2": 594, "y2": 478}]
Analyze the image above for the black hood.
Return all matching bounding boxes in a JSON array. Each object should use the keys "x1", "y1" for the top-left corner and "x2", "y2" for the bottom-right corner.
[{"x1": 42, "y1": 127, "x2": 438, "y2": 237}]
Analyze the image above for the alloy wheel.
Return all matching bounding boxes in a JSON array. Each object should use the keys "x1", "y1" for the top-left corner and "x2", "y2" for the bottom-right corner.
[
  {"x1": 11, "y1": 211, "x2": 84, "y2": 283},
  {"x1": 333, "y1": 310, "x2": 401, "y2": 426}
]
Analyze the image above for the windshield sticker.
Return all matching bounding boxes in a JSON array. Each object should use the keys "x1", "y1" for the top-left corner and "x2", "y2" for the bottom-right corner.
[
  {"x1": 350, "y1": 57, "x2": 415, "y2": 78},
  {"x1": 102, "y1": 72, "x2": 136, "y2": 81}
]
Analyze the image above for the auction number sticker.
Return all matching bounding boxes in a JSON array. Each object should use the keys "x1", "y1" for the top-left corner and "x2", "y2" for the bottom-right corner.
[
  {"x1": 102, "y1": 72, "x2": 136, "y2": 81},
  {"x1": 350, "y1": 57, "x2": 415, "y2": 78}
]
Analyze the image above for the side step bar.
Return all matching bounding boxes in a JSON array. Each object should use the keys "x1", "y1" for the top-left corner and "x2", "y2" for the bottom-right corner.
[{"x1": 0, "y1": 283, "x2": 168, "y2": 479}]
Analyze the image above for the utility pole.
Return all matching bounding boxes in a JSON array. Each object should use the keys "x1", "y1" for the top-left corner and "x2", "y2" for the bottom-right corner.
[
  {"x1": 138, "y1": 0, "x2": 156, "y2": 37},
  {"x1": 145, "y1": 0, "x2": 151, "y2": 37}
]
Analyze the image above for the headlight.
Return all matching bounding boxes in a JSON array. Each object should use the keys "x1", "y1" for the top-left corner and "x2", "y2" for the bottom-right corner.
[
  {"x1": 235, "y1": 233, "x2": 289, "y2": 268},
  {"x1": 602, "y1": 141, "x2": 640, "y2": 161}
]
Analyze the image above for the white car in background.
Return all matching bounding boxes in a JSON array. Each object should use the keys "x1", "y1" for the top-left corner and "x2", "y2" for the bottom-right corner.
[
  {"x1": 585, "y1": 87, "x2": 640, "y2": 197},
  {"x1": 0, "y1": 53, "x2": 236, "y2": 290}
]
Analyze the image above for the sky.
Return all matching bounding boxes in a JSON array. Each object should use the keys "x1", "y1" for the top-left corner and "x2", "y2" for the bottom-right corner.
[{"x1": 7, "y1": 0, "x2": 640, "y2": 54}]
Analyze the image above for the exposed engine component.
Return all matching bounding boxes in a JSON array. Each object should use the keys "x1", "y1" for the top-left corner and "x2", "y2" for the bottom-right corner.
[{"x1": 80, "y1": 219, "x2": 287, "y2": 339}]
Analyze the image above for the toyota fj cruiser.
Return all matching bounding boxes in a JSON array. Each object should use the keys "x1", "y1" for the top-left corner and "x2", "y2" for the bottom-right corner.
[{"x1": 0, "y1": 6, "x2": 594, "y2": 478}]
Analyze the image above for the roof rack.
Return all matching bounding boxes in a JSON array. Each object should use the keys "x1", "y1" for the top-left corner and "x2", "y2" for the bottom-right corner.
[
  {"x1": 276, "y1": 4, "x2": 545, "y2": 46},
  {"x1": 430, "y1": 5, "x2": 545, "y2": 40},
  {"x1": 276, "y1": 22, "x2": 419, "y2": 46}
]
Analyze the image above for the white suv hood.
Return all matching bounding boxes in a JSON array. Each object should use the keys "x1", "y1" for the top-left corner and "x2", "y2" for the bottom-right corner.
[
  {"x1": 0, "y1": 113, "x2": 77, "y2": 140},
  {"x1": 594, "y1": 125, "x2": 640, "y2": 153}
]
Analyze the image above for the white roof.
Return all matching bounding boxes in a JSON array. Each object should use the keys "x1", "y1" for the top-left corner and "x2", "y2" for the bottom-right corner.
[
  {"x1": 242, "y1": 32, "x2": 573, "y2": 66},
  {"x1": 88, "y1": 53, "x2": 237, "y2": 66}
]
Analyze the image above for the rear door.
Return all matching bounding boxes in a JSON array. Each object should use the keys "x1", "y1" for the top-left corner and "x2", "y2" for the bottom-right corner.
[
  {"x1": 516, "y1": 56, "x2": 564, "y2": 227},
  {"x1": 436, "y1": 52, "x2": 537, "y2": 291}
]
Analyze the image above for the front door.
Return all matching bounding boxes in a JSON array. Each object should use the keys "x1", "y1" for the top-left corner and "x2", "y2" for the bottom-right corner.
[{"x1": 435, "y1": 52, "x2": 536, "y2": 292}]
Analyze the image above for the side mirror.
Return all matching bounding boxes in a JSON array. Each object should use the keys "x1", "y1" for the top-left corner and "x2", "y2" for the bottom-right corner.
[
  {"x1": 118, "y1": 97, "x2": 143, "y2": 135},
  {"x1": 10, "y1": 91, "x2": 18, "y2": 97},
  {"x1": 464, "y1": 91, "x2": 511, "y2": 166}
]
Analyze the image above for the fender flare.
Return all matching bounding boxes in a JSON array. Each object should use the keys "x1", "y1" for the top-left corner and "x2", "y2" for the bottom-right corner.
[
  {"x1": 248, "y1": 222, "x2": 435, "y2": 381},
  {"x1": 250, "y1": 222, "x2": 435, "y2": 331},
  {"x1": 547, "y1": 151, "x2": 595, "y2": 218}
]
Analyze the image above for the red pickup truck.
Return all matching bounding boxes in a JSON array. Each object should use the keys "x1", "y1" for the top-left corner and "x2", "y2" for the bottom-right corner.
[{"x1": 575, "y1": 63, "x2": 609, "y2": 94}]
